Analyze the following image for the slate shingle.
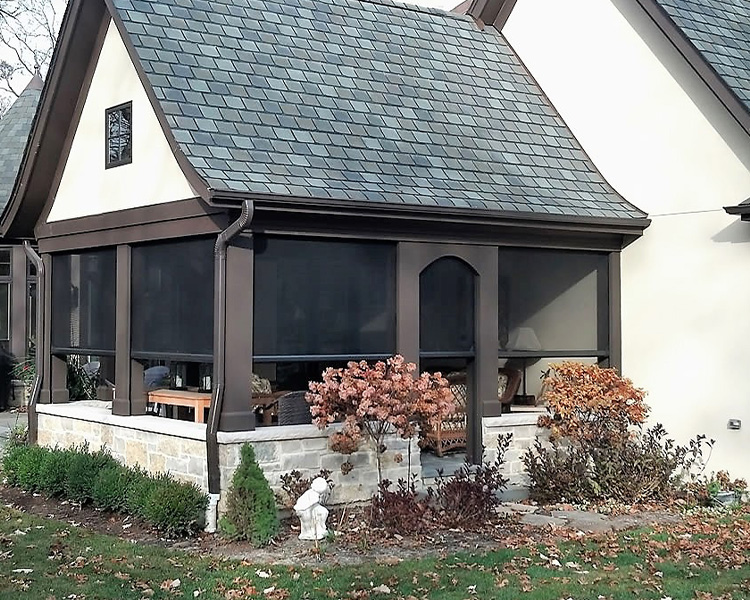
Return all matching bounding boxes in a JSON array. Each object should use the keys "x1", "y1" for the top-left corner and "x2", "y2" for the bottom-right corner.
[
  {"x1": 655, "y1": 0, "x2": 750, "y2": 113},
  {"x1": 110, "y1": 0, "x2": 646, "y2": 219},
  {"x1": 0, "y1": 77, "x2": 42, "y2": 214}
]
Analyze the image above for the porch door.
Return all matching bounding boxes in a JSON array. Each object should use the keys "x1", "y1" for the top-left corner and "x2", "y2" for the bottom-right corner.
[{"x1": 419, "y1": 257, "x2": 476, "y2": 461}]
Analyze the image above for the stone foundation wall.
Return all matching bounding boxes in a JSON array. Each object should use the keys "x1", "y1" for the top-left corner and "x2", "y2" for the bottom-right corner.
[
  {"x1": 36, "y1": 402, "x2": 208, "y2": 491},
  {"x1": 482, "y1": 412, "x2": 546, "y2": 487},
  {"x1": 218, "y1": 425, "x2": 421, "y2": 512},
  {"x1": 35, "y1": 403, "x2": 545, "y2": 514}
]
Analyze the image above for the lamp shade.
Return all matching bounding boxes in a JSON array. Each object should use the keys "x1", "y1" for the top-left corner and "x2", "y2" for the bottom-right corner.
[{"x1": 507, "y1": 327, "x2": 542, "y2": 351}]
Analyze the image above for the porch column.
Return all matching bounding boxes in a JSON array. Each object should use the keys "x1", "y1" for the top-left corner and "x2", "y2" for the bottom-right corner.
[
  {"x1": 475, "y1": 248, "x2": 499, "y2": 423},
  {"x1": 39, "y1": 253, "x2": 68, "y2": 404},
  {"x1": 219, "y1": 236, "x2": 254, "y2": 431},
  {"x1": 607, "y1": 251, "x2": 622, "y2": 371},
  {"x1": 114, "y1": 244, "x2": 143, "y2": 415},
  {"x1": 395, "y1": 243, "x2": 420, "y2": 365},
  {"x1": 9, "y1": 245, "x2": 28, "y2": 360}
]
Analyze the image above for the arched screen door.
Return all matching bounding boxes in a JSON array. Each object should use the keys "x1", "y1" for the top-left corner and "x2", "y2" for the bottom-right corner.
[{"x1": 419, "y1": 257, "x2": 476, "y2": 464}]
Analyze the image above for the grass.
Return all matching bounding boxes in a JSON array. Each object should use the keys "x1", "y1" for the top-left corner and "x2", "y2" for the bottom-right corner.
[{"x1": 2, "y1": 505, "x2": 750, "y2": 599}]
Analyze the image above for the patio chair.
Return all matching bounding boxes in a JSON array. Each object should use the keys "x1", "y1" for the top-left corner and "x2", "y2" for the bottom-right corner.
[
  {"x1": 420, "y1": 371, "x2": 468, "y2": 457},
  {"x1": 144, "y1": 366, "x2": 170, "y2": 416},
  {"x1": 277, "y1": 390, "x2": 313, "y2": 426},
  {"x1": 498, "y1": 367, "x2": 522, "y2": 413}
]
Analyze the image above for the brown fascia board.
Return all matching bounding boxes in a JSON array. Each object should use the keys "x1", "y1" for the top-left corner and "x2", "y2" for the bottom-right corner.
[
  {"x1": 724, "y1": 202, "x2": 750, "y2": 220},
  {"x1": 102, "y1": 0, "x2": 210, "y2": 202},
  {"x1": 212, "y1": 190, "x2": 651, "y2": 238},
  {"x1": 634, "y1": 0, "x2": 750, "y2": 140},
  {"x1": 462, "y1": 0, "x2": 518, "y2": 30}
]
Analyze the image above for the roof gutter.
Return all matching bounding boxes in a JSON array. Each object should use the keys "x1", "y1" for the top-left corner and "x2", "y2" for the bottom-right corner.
[
  {"x1": 206, "y1": 200, "x2": 254, "y2": 498},
  {"x1": 22, "y1": 242, "x2": 44, "y2": 446}
]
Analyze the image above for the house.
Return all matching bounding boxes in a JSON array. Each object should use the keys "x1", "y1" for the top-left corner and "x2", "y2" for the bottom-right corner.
[
  {"x1": 1, "y1": 0, "x2": 649, "y2": 517},
  {"x1": 0, "y1": 74, "x2": 44, "y2": 405},
  {"x1": 472, "y1": 0, "x2": 750, "y2": 478}
]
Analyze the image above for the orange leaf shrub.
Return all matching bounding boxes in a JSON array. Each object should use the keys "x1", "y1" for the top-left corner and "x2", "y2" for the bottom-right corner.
[
  {"x1": 538, "y1": 362, "x2": 648, "y2": 446},
  {"x1": 306, "y1": 355, "x2": 454, "y2": 481}
]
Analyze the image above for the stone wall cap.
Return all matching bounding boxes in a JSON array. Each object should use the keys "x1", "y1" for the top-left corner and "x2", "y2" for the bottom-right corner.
[{"x1": 36, "y1": 401, "x2": 206, "y2": 441}]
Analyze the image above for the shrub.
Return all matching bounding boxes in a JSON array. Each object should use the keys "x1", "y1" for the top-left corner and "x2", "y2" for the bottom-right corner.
[
  {"x1": 141, "y1": 476, "x2": 208, "y2": 537},
  {"x1": 433, "y1": 434, "x2": 511, "y2": 528},
  {"x1": 125, "y1": 467, "x2": 161, "y2": 518},
  {"x1": 15, "y1": 445, "x2": 51, "y2": 492},
  {"x1": 2, "y1": 443, "x2": 29, "y2": 486},
  {"x1": 523, "y1": 440, "x2": 597, "y2": 504},
  {"x1": 371, "y1": 476, "x2": 430, "y2": 534},
  {"x1": 92, "y1": 465, "x2": 133, "y2": 512},
  {"x1": 220, "y1": 443, "x2": 279, "y2": 545},
  {"x1": 38, "y1": 448, "x2": 75, "y2": 497},
  {"x1": 524, "y1": 362, "x2": 712, "y2": 504},
  {"x1": 307, "y1": 355, "x2": 454, "y2": 481},
  {"x1": 65, "y1": 446, "x2": 119, "y2": 504},
  {"x1": 278, "y1": 469, "x2": 334, "y2": 509}
]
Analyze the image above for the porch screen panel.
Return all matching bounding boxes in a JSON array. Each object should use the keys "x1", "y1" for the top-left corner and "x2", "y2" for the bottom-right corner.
[
  {"x1": 419, "y1": 257, "x2": 475, "y2": 354},
  {"x1": 497, "y1": 249, "x2": 608, "y2": 352},
  {"x1": 254, "y1": 237, "x2": 396, "y2": 357},
  {"x1": 131, "y1": 238, "x2": 214, "y2": 358},
  {"x1": 51, "y1": 250, "x2": 116, "y2": 353}
]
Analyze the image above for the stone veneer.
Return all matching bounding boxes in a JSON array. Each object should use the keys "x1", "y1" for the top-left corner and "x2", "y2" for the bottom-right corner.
[
  {"x1": 482, "y1": 410, "x2": 546, "y2": 487},
  {"x1": 34, "y1": 402, "x2": 545, "y2": 514}
]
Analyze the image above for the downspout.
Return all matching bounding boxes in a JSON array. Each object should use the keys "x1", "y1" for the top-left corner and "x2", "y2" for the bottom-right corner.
[
  {"x1": 22, "y1": 242, "x2": 44, "y2": 446},
  {"x1": 205, "y1": 200, "x2": 254, "y2": 532}
]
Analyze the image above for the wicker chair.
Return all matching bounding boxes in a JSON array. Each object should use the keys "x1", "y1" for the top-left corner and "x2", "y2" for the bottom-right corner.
[
  {"x1": 420, "y1": 372, "x2": 468, "y2": 457},
  {"x1": 277, "y1": 390, "x2": 313, "y2": 426}
]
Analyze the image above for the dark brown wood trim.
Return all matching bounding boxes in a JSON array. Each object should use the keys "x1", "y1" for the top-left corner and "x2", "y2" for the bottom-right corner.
[
  {"x1": 113, "y1": 244, "x2": 132, "y2": 416},
  {"x1": 1, "y1": 0, "x2": 107, "y2": 239},
  {"x1": 39, "y1": 254, "x2": 68, "y2": 404},
  {"x1": 608, "y1": 251, "x2": 622, "y2": 371},
  {"x1": 220, "y1": 240, "x2": 255, "y2": 431},
  {"x1": 635, "y1": 0, "x2": 750, "y2": 139},
  {"x1": 465, "y1": 0, "x2": 518, "y2": 29},
  {"x1": 36, "y1": 197, "x2": 219, "y2": 239},
  {"x1": 9, "y1": 246, "x2": 28, "y2": 359},
  {"x1": 397, "y1": 242, "x2": 498, "y2": 463},
  {"x1": 38, "y1": 12, "x2": 110, "y2": 230},
  {"x1": 38, "y1": 212, "x2": 226, "y2": 253},
  {"x1": 102, "y1": 0, "x2": 210, "y2": 201}
]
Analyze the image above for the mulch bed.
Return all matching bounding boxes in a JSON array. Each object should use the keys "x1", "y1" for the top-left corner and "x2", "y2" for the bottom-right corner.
[{"x1": 0, "y1": 484, "x2": 684, "y2": 567}]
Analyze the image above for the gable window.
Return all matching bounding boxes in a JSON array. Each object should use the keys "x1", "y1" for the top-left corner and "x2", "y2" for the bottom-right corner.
[{"x1": 105, "y1": 102, "x2": 132, "y2": 168}]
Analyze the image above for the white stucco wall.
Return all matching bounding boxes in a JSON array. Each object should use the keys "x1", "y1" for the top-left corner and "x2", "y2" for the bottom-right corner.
[
  {"x1": 504, "y1": 0, "x2": 750, "y2": 479},
  {"x1": 47, "y1": 19, "x2": 196, "y2": 222}
]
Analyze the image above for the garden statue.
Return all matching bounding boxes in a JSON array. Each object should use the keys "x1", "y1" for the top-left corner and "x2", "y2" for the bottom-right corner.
[{"x1": 293, "y1": 477, "x2": 330, "y2": 541}]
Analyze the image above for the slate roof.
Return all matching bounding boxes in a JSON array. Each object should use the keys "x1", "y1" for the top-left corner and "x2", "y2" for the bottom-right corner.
[
  {"x1": 111, "y1": 0, "x2": 646, "y2": 219},
  {"x1": 655, "y1": 0, "x2": 750, "y2": 114},
  {"x1": 0, "y1": 76, "x2": 42, "y2": 215}
]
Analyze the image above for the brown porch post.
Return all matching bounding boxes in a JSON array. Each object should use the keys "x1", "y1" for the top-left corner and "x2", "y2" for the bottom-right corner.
[
  {"x1": 9, "y1": 245, "x2": 28, "y2": 360},
  {"x1": 39, "y1": 253, "x2": 68, "y2": 404},
  {"x1": 395, "y1": 242, "x2": 420, "y2": 365},
  {"x1": 608, "y1": 251, "x2": 622, "y2": 371},
  {"x1": 113, "y1": 244, "x2": 141, "y2": 415},
  {"x1": 219, "y1": 236, "x2": 254, "y2": 431}
]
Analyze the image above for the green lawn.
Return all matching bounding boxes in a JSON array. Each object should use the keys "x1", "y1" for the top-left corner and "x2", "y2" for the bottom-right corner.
[{"x1": 2, "y1": 505, "x2": 750, "y2": 599}]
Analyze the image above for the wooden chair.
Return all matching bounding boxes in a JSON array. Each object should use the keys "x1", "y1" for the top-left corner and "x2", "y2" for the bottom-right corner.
[
  {"x1": 498, "y1": 367, "x2": 522, "y2": 413},
  {"x1": 420, "y1": 372, "x2": 468, "y2": 457}
]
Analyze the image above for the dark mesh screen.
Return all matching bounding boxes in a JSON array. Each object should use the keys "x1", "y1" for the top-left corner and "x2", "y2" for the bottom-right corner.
[
  {"x1": 132, "y1": 238, "x2": 214, "y2": 357},
  {"x1": 52, "y1": 250, "x2": 116, "y2": 352},
  {"x1": 420, "y1": 258, "x2": 475, "y2": 354},
  {"x1": 254, "y1": 237, "x2": 396, "y2": 356},
  {"x1": 497, "y1": 248, "x2": 608, "y2": 352}
]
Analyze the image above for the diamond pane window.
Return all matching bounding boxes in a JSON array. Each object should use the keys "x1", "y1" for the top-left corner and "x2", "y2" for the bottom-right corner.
[{"x1": 105, "y1": 102, "x2": 132, "y2": 168}]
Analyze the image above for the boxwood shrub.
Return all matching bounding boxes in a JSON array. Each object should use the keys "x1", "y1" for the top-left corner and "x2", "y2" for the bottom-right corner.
[{"x1": 1, "y1": 442, "x2": 208, "y2": 537}]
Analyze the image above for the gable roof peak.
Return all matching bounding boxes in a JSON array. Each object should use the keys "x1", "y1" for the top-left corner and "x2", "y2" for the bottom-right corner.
[
  {"x1": 24, "y1": 71, "x2": 44, "y2": 93},
  {"x1": 465, "y1": 0, "x2": 517, "y2": 29}
]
